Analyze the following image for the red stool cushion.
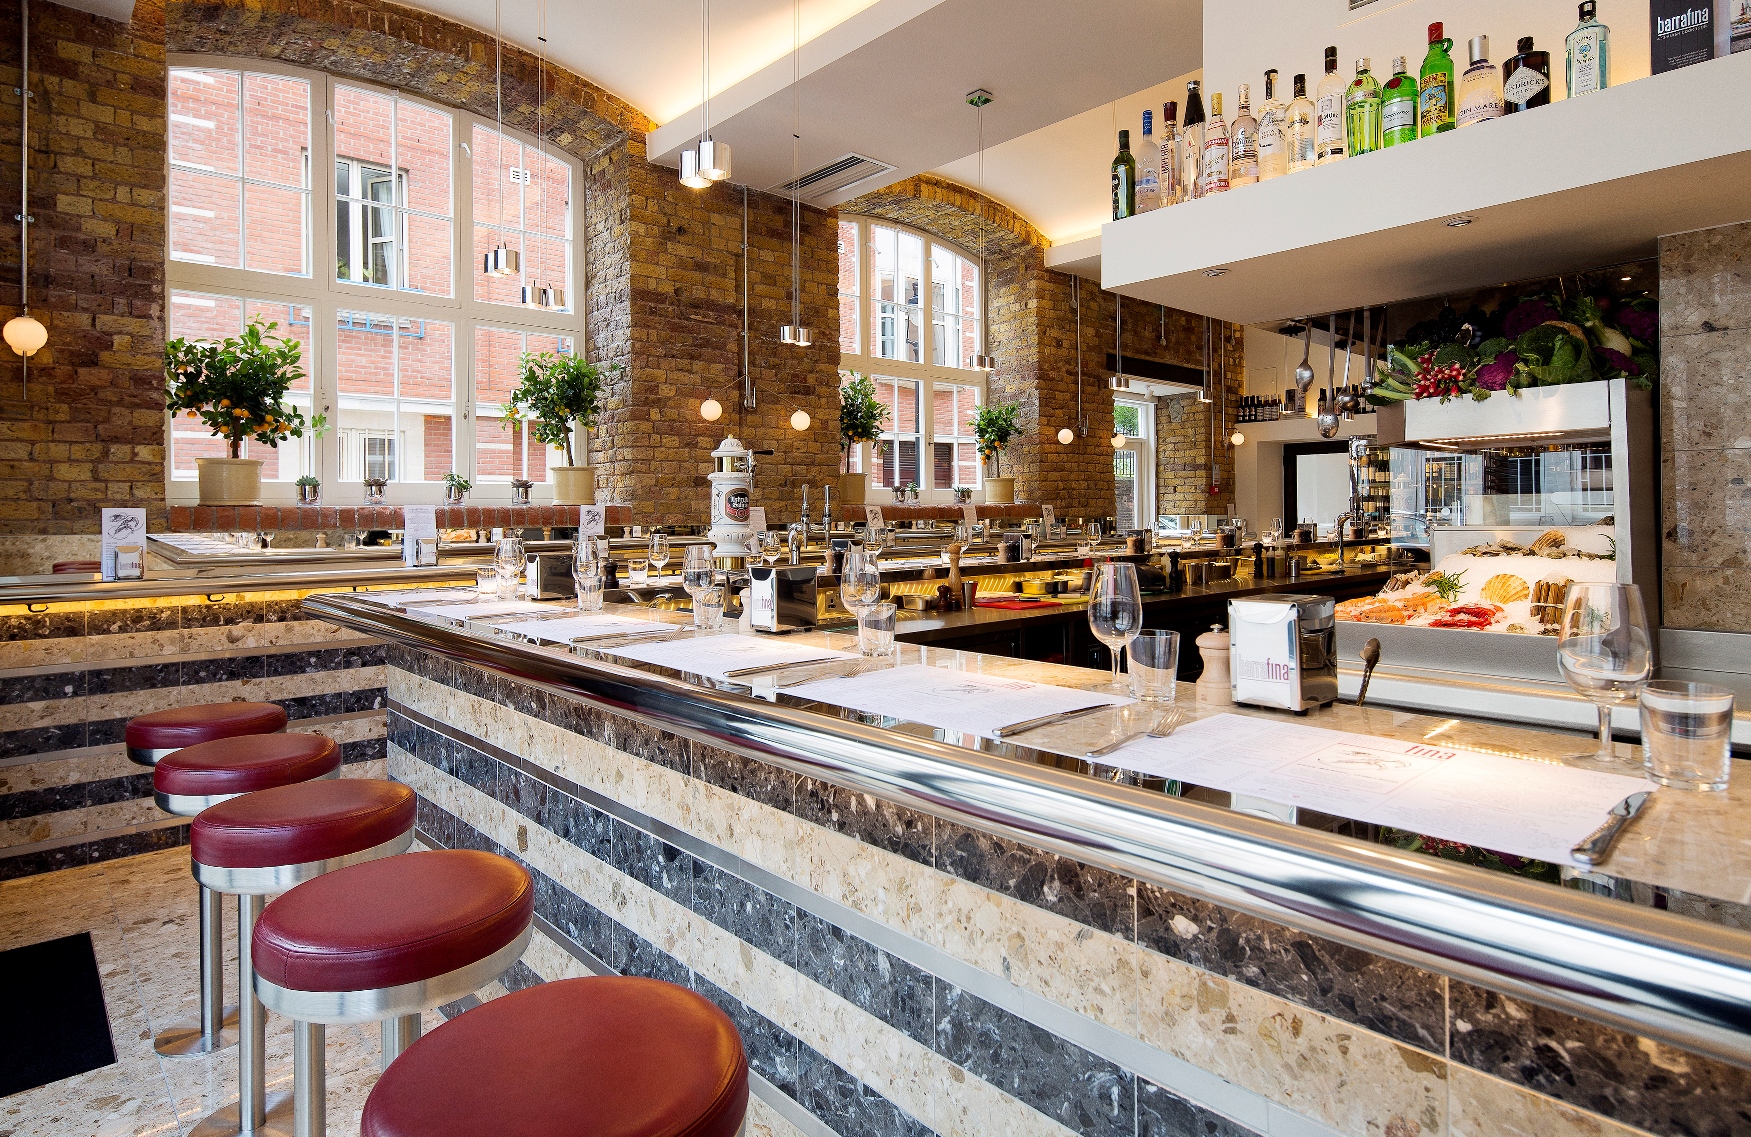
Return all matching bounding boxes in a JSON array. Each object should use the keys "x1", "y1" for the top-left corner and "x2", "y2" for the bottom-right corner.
[
  {"x1": 252, "y1": 850, "x2": 532, "y2": 993},
  {"x1": 155, "y1": 733, "x2": 340, "y2": 797},
  {"x1": 361, "y1": 977, "x2": 748, "y2": 1137},
  {"x1": 126, "y1": 701, "x2": 287, "y2": 750},
  {"x1": 191, "y1": 778, "x2": 414, "y2": 870}
]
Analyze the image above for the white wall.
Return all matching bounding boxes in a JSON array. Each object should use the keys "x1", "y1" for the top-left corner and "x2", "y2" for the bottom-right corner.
[{"x1": 1203, "y1": 0, "x2": 1653, "y2": 111}]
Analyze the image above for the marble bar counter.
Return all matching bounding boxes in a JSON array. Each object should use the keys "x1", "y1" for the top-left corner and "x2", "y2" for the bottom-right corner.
[
  {"x1": 0, "y1": 564, "x2": 473, "y2": 880},
  {"x1": 308, "y1": 591, "x2": 1751, "y2": 1137}
]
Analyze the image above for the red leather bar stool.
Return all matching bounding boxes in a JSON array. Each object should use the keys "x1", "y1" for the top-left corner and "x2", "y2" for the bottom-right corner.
[
  {"x1": 253, "y1": 849, "x2": 534, "y2": 1137},
  {"x1": 126, "y1": 701, "x2": 288, "y2": 767},
  {"x1": 147, "y1": 729, "x2": 330, "y2": 1059},
  {"x1": 188, "y1": 778, "x2": 417, "y2": 1137},
  {"x1": 361, "y1": 976, "x2": 749, "y2": 1137}
]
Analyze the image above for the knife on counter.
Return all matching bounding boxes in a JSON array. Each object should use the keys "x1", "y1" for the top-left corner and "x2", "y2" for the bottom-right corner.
[
  {"x1": 991, "y1": 703, "x2": 1118, "y2": 739},
  {"x1": 1571, "y1": 791, "x2": 1652, "y2": 866}
]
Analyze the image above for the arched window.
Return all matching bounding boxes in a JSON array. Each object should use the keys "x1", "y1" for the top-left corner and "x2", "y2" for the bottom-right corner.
[
  {"x1": 164, "y1": 59, "x2": 582, "y2": 503},
  {"x1": 836, "y1": 216, "x2": 987, "y2": 503}
]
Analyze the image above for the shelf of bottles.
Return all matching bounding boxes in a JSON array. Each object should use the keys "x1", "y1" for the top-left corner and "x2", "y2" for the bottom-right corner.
[{"x1": 1098, "y1": 15, "x2": 1751, "y2": 326}]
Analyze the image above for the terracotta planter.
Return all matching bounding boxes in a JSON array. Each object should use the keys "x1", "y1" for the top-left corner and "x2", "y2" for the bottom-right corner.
[
  {"x1": 837, "y1": 473, "x2": 867, "y2": 504},
  {"x1": 984, "y1": 476, "x2": 1015, "y2": 504},
  {"x1": 552, "y1": 466, "x2": 595, "y2": 505},
  {"x1": 196, "y1": 457, "x2": 263, "y2": 506}
]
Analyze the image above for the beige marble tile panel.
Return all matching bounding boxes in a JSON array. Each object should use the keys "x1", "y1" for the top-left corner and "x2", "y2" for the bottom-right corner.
[
  {"x1": 0, "y1": 636, "x2": 90, "y2": 670},
  {"x1": 0, "y1": 664, "x2": 387, "y2": 733},
  {"x1": 1660, "y1": 220, "x2": 1751, "y2": 337},
  {"x1": 1659, "y1": 329, "x2": 1751, "y2": 454},
  {"x1": 1448, "y1": 1064, "x2": 1655, "y2": 1137},
  {"x1": 1662, "y1": 565, "x2": 1751, "y2": 635},
  {"x1": 746, "y1": 1091, "x2": 810, "y2": 1137},
  {"x1": 0, "y1": 749, "x2": 139, "y2": 793},
  {"x1": 0, "y1": 796, "x2": 165, "y2": 848}
]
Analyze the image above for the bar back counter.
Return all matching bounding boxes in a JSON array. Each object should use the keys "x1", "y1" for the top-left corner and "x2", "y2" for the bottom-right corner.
[{"x1": 306, "y1": 590, "x2": 1751, "y2": 1137}]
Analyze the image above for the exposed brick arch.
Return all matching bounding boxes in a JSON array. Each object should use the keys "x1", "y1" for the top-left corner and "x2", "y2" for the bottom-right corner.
[{"x1": 843, "y1": 174, "x2": 1044, "y2": 265}]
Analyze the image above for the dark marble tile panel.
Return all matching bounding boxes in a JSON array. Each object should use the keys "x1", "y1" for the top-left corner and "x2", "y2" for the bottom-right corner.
[
  {"x1": 87, "y1": 823, "x2": 190, "y2": 862},
  {"x1": 1449, "y1": 981, "x2": 1751, "y2": 1136},
  {"x1": 0, "y1": 612, "x2": 86, "y2": 643},
  {"x1": 1136, "y1": 884, "x2": 1446, "y2": 1053},
  {"x1": 533, "y1": 868, "x2": 615, "y2": 965},
  {"x1": 280, "y1": 692, "x2": 351, "y2": 720},
  {"x1": 935, "y1": 982, "x2": 1135, "y2": 1137},
  {"x1": 0, "y1": 775, "x2": 152, "y2": 821},
  {"x1": 615, "y1": 823, "x2": 692, "y2": 907},
  {"x1": 617, "y1": 927, "x2": 691, "y2": 988},
  {"x1": 691, "y1": 860, "x2": 797, "y2": 968},
  {"x1": 343, "y1": 688, "x2": 387, "y2": 714},
  {"x1": 182, "y1": 654, "x2": 263, "y2": 686},
  {"x1": 693, "y1": 974, "x2": 800, "y2": 1099},
  {"x1": 86, "y1": 605, "x2": 180, "y2": 636},
  {"x1": 1138, "y1": 1080, "x2": 1261, "y2": 1137},
  {"x1": 181, "y1": 600, "x2": 264, "y2": 629},
  {"x1": 798, "y1": 1047, "x2": 927, "y2": 1137},
  {"x1": 502, "y1": 763, "x2": 547, "y2": 823},
  {"x1": 795, "y1": 777, "x2": 933, "y2": 866},
  {"x1": 264, "y1": 599, "x2": 308, "y2": 623},
  {"x1": 87, "y1": 662, "x2": 179, "y2": 696},
  {"x1": 87, "y1": 717, "x2": 127, "y2": 747},
  {"x1": 935, "y1": 820, "x2": 1135, "y2": 940},
  {"x1": 0, "y1": 841, "x2": 90, "y2": 880},
  {"x1": 415, "y1": 796, "x2": 450, "y2": 845},
  {"x1": 542, "y1": 788, "x2": 615, "y2": 866},
  {"x1": 690, "y1": 746, "x2": 794, "y2": 813},
  {"x1": 449, "y1": 738, "x2": 499, "y2": 800},
  {"x1": 0, "y1": 670, "x2": 86, "y2": 704},
  {"x1": 498, "y1": 959, "x2": 545, "y2": 994},
  {"x1": 0, "y1": 721, "x2": 88, "y2": 760},
  {"x1": 796, "y1": 909, "x2": 933, "y2": 1048},
  {"x1": 340, "y1": 737, "x2": 386, "y2": 765}
]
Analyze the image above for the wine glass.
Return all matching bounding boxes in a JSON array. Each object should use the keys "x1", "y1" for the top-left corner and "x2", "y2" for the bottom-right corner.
[
  {"x1": 756, "y1": 529, "x2": 781, "y2": 566},
  {"x1": 839, "y1": 550, "x2": 881, "y2": 620},
  {"x1": 863, "y1": 526, "x2": 888, "y2": 564},
  {"x1": 1556, "y1": 582, "x2": 1653, "y2": 763},
  {"x1": 573, "y1": 537, "x2": 605, "y2": 612},
  {"x1": 494, "y1": 536, "x2": 526, "y2": 600},
  {"x1": 1088, "y1": 561, "x2": 1143, "y2": 692},
  {"x1": 648, "y1": 533, "x2": 671, "y2": 582},
  {"x1": 682, "y1": 544, "x2": 717, "y2": 628}
]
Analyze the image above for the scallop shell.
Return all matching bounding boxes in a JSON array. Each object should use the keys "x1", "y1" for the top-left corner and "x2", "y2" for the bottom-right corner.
[{"x1": 1481, "y1": 573, "x2": 1530, "y2": 604}]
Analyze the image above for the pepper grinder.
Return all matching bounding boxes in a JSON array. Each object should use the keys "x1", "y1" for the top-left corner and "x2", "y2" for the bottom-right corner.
[
  {"x1": 946, "y1": 543, "x2": 963, "y2": 602},
  {"x1": 1195, "y1": 624, "x2": 1233, "y2": 705}
]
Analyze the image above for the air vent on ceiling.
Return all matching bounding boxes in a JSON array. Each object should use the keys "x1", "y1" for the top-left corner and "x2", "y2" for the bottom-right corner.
[{"x1": 771, "y1": 153, "x2": 895, "y2": 201}]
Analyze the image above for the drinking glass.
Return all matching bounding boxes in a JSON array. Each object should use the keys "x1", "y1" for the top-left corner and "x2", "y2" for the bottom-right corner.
[
  {"x1": 474, "y1": 565, "x2": 497, "y2": 597},
  {"x1": 863, "y1": 526, "x2": 889, "y2": 563},
  {"x1": 756, "y1": 530, "x2": 781, "y2": 566},
  {"x1": 839, "y1": 550, "x2": 881, "y2": 619},
  {"x1": 692, "y1": 584, "x2": 726, "y2": 631},
  {"x1": 573, "y1": 538, "x2": 605, "y2": 612},
  {"x1": 648, "y1": 533, "x2": 671, "y2": 581},
  {"x1": 1128, "y1": 629, "x2": 1179, "y2": 701},
  {"x1": 494, "y1": 537, "x2": 525, "y2": 600},
  {"x1": 1186, "y1": 523, "x2": 1204, "y2": 548},
  {"x1": 1556, "y1": 582, "x2": 1653, "y2": 763},
  {"x1": 682, "y1": 544, "x2": 717, "y2": 627},
  {"x1": 1640, "y1": 681, "x2": 1733, "y2": 790},
  {"x1": 627, "y1": 558, "x2": 649, "y2": 586},
  {"x1": 1088, "y1": 561, "x2": 1143, "y2": 692},
  {"x1": 858, "y1": 601, "x2": 898, "y2": 658}
]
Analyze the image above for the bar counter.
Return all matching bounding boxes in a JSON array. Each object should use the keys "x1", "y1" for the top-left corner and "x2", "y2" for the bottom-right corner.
[{"x1": 306, "y1": 589, "x2": 1751, "y2": 1137}]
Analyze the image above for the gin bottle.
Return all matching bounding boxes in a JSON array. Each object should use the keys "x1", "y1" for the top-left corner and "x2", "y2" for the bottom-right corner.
[
  {"x1": 1286, "y1": 73, "x2": 1316, "y2": 173},
  {"x1": 1381, "y1": 56, "x2": 1417, "y2": 146},
  {"x1": 1181, "y1": 82, "x2": 1207, "y2": 200},
  {"x1": 1314, "y1": 45, "x2": 1347, "y2": 164},
  {"x1": 1157, "y1": 101, "x2": 1182, "y2": 205},
  {"x1": 1137, "y1": 110, "x2": 1160, "y2": 211},
  {"x1": 1230, "y1": 84, "x2": 1260, "y2": 186},
  {"x1": 1202, "y1": 91, "x2": 1231, "y2": 195},
  {"x1": 1457, "y1": 36, "x2": 1504, "y2": 127},
  {"x1": 1345, "y1": 57, "x2": 1383, "y2": 156},
  {"x1": 1566, "y1": 1, "x2": 1611, "y2": 96},
  {"x1": 1255, "y1": 70, "x2": 1288, "y2": 181},
  {"x1": 1419, "y1": 22, "x2": 1456, "y2": 136},
  {"x1": 1111, "y1": 129, "x2": 1137, "y2": 219},
  {"x1": 1503, "y1": 37, "x2": 1552, "y2": 112}
]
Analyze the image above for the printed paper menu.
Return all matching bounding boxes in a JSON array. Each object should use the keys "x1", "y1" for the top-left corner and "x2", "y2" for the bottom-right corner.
[
  {"x1": 784, "y1": 664, "x2": 1130, "y2": 741},
  {"x1": 605, "y1": 634, "x2": 856, "y2": 681},
  {"x1": 491, "y1": 612, "x2": 665, "y2": 642}
]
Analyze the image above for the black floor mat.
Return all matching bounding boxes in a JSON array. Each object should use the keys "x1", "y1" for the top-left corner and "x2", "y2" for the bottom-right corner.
[{"x1": 0, "y1": 932, "x2": 117, "y2": 1097}]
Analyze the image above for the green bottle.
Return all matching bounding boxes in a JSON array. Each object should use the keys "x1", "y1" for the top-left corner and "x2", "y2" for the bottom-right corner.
[
  {"x1": 1381, "y1": 55, "x2": 1417, "y2": 146},
  {"x1": 1345, "y1": 57, "x2": 1382, "y2": 156},
  {"x1": 1419, "y1": 22, "x2": 1456, "y2": 137},
  {"x1": 1111, "y1": 129, "x2": 1137, "y2": 220}
]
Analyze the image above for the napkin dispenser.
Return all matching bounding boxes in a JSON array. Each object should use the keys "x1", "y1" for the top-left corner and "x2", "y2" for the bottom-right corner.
[
  {"x1": 1226, "y1": 594, "x2": 1338, "y2": 713},
  {"x1": 524, "y1": 553, "x2": 578, "y2": 601},
  {"x1": 748, "y1": 565, "x2": 822, "y2": 632}
]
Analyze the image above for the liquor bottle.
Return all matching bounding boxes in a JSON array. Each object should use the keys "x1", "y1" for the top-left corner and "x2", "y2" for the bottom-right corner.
[
  {"x1": 1457, "y1": 36, "x2": 1504, "y2": 127},
  {"x1": 1345, "y1": 57, "x2": 1383, "y2": 157},
  {"x1": 1503, "y1": 36, "x2": 1552, "y2": 113},
  {"x1": 1566, "y1": 1, "x2": 1611, "y2": 96},
  {"x1": 1137, "y1": 110, "x2": 1160, "y2": 211},
  {"x1": 1181, "y1": 82, "x2": 1207, "y2": 200},
  {"x1": 1158, "y1": 101, "x2": 1182, "y2": 205},
  {"x1": 1286, "y1": 73, "x2": 1317, "y2": 173},
  {"x1": 1202, "y1": 91, "x2": 1231, "y2": 195},
  {"x1": 1419, "y1": 22, "x2": 1456, "y2": 137},
  {"x1": 1314, "y1": 46, "x2": 1347, "y2": 164},
  {"x1": 1111, "y1": 129, "x2": 1137, "y2": 219},
  {"x1": 1256, "y1": 70, "x2": 1288, "y2": 181},
  {"x1": 1230, "y1": 84, "x2": 1260, "y2": 186},
  {"x1": 1381, "y1": 56, "x2": 1418, "y2": 146}
]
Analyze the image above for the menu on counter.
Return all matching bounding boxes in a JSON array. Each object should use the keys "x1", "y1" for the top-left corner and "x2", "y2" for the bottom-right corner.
[
  {"x1": 1098, "y1": 714, "x2": 1648, "y2": 867},
  {"x1": 491, "y1": 612, "x2": 665, "y2": 643},
  {"x1": 604, "y1": 633, "x2": 856, "y2": 681},
  {"x1": 402, "y1": 505, "x2": 438, "y2": 566},
  {"x1": 404, "y1": 599, "x2": 549, "y2": 621},
  {"x1": 784, "y1": 663, "x2": 1130, "y2": 741},
  {"x1": 356, "y1": 587, "x2": 481, "y2": 607}
]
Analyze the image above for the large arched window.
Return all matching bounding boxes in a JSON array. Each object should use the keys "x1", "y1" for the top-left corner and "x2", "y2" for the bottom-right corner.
[
  {"x1": 836, "y1": 216, "x2": 987, "y2": 503},
  {"x1": 164, "y1": 59, "x2": 583, "y2": 504}
]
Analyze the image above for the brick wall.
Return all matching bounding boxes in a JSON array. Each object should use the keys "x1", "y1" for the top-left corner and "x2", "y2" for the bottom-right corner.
[{"x1": 0, "y1": 0, "x2": 168, "y2": 537}]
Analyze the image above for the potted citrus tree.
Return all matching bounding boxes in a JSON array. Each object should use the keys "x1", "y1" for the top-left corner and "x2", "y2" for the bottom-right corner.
[
  {"x1": 972, "y1": 401, "x2": 1021, "y2": 503},
  {"x1": 838, "y1": 372, "x2": 887, "y2": 505},
  {"x1": 502, "y1": 351, "x2": 614, "y2": 505},
  {"x1": 165, "y1": 320, "x2": 313, "y2": 506}
]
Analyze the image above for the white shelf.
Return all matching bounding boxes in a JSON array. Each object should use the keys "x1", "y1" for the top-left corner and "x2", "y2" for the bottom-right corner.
[{"x1": 1096, "y1": 51, "x2": 1751, "y2": 325}]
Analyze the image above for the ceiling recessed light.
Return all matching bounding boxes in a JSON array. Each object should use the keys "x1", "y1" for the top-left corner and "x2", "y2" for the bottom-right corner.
[
  {"x1": 1203, "y1": 268, "x2": 1227, "y2": 277},
  {"x1": 1621, "y1": 275, "x2": 1633, "y2": 281},
  {"x1": 1443, "y1": 216, "x2": 1474, "y2": 228}
]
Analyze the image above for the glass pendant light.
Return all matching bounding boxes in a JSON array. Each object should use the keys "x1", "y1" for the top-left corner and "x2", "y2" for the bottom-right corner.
[
  {"x1": 530, "y1": 3, "x2": 559, "y2": 309},
  {"x1": 968, "y1": 89, "x2": 994, "y2": 371},
  {"x1": 484, "y1": 0, "x2": 519, "y2": 277},
  {"x1": 779, "y1": 0, "x2": 810, "y2": 347},
  {"x1": 680, "y1": 0, "x2": 724, "y2": 188}
]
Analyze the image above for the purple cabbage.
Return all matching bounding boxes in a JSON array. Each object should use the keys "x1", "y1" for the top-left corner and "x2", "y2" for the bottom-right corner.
[
  {"x1": 1616, "y1": 307, "x2": 1659, "y2": 344},
  {"x1": 1474, "y1": 351, "x2": 1517, "y2": 390},
  {"x1": 1597, "y1": 347, "x2": 1640, "y2": 376},
  {"x1": 1502, "y1": 299, "x2": 1560, "y2": 339}
]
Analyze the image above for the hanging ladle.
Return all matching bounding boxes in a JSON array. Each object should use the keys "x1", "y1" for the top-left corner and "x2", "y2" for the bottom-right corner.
[{"x1": 1293, "y1": 321, "x2": 1315, "y2": 413}]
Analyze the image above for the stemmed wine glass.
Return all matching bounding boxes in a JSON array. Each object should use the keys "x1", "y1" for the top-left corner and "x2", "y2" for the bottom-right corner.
[
  {"x1": 756, "y1": 529, "x2": 781, "y2": 566},
  {"x1": 839, "y1": 550, "x2": 881, "y2": 621},
  {"x1": 573, "y1": 537, "x2": 605, "y2": 612},
  {"x1": 1088, "y1": 561, "x2": 1143, "y2": 692},
  {"x1": 681, "y1": 544, "x2": 717, "y2": 628},
  {"x1": 647, "y1": 532, "x2": 671, "y2": 584},
  {"x1": 1556, "y1": 582, "x2": 1653, "y2": 763},
  {"x1": 863, "y1": 525, "x2": 889, "y2": 564}
]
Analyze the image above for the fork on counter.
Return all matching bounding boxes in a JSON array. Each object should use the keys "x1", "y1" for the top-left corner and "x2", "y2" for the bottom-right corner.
[{"x1": 1083, "y1": 706, "x2": 1183, "y2": 759}]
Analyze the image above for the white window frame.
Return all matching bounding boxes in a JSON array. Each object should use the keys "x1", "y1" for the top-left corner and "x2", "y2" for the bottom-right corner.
[
  {"x1": 838, "y1": 216, "x2": 988, "y2": 504},
  {"x1": 164, "y1": 56, "x2": 585, "y2": 506},
  {"x1": 1112, "y1": 395, "x2": 1157, "y2": 530}
]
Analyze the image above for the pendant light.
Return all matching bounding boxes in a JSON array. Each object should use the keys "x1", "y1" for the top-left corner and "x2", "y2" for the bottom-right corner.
[
  {"x1": 483, "y1": 0, "x2": 520, "y2": 277},
  {"x1": 4, "y1": 0, "x2": 45, "y2": 398},
  {"x1": 681, "y1": 0, "x2": 729, "y2": 187},
  {"x1": 522, "y1": 1, "x2": 563, "y2": 310},
  {"x1": 778, "y1": 0, "x2": 810, "y2": 347},
  {"x1": 967, "y1": 89, "x2": 994, "y2": 371}
]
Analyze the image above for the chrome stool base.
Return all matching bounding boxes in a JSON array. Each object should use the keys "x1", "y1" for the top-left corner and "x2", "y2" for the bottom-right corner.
[
  {"x1": 188, "y1": 1090, "x2": 294, "y2": 1137},
  {"x1": 153, "y1": 1008, "x2": 240, "y2": 1056}
]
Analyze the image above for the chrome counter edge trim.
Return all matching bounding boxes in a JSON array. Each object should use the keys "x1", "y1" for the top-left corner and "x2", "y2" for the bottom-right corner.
[
  {"x1": 0, "y1": 564, "x2": 475, "y2": 606},
  {"x1": 307, "y1": 593, "x2": 1751, "y2": 1069},
  {"x1": 254, "y1": 925, "x2": 530, "y2": 1024}
]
